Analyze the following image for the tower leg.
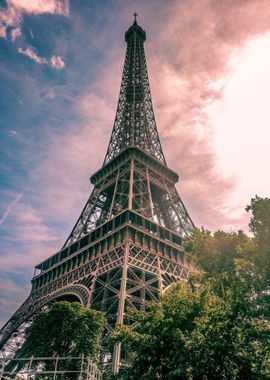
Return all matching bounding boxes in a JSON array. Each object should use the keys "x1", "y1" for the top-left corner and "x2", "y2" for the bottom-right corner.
[{"x1": 112, "y1": 242, "x2": 129, "y2": 374}]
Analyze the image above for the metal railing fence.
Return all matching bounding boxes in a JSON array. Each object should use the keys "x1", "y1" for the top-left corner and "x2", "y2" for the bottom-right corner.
[{"x1": 0, "y1": 355, "x2": 102, "y2": 380}]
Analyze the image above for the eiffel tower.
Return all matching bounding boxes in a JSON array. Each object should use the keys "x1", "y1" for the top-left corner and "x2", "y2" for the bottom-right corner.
[{"x1": 0, "y1": 16, "x2": 196, "y2": 373}]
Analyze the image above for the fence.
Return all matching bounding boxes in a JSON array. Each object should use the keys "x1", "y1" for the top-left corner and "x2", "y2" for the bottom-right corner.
[{"x1": 0, "y1": 356, "x2": 102, "y2": 380}]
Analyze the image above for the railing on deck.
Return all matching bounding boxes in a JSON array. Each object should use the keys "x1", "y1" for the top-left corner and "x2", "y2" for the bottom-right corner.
[{"x1": 0, "y1": 355, "x2": 102, "y2": 380}]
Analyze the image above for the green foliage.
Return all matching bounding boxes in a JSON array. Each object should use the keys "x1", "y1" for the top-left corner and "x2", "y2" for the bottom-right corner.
[
  {"x1": 183, "y1": 229, "x2": 251, "y2": 274},
  {"x1": 112, "y1": 197, "x2": 270, "y2": 379},
  {"x1": 18, "y1": 301, "x2": 105, "y2": 360},
  {"x1": 13, "y1": 301, "x2": 105, "y2": 379},
  {"x1": 244, "y1": 196, "x2": 270, "y2": 325},
  {"x1": 112, "y1": 262, "x2": 270, "y2": 379},
  {"x1": 246, "y1": 196, "x2": 270, "y2": 240},
  {"x1": 246, "y1": 196, "x2": 270, "y2": 280},
  {"x1": 103, "y1": 372, "x2": 120, "y2": 380}
]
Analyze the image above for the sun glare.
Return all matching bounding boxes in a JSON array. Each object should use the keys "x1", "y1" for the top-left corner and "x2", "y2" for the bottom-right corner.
[{"x1": 210, "y1": 33, "x2": 270, "y2": 210}]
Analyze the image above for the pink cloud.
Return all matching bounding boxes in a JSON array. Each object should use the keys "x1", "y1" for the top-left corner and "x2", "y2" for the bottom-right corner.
[
  {"x1": 0, "y1": 3, "x2": 19, "y2": 40},
  {"x1": 12, "y1": 204, "x2": 59, "y2": 243},
  {"x1": 29, "y1": 0, "x2": 270, "y2": 234},
  {"x1": 0, "y1": 94, "x2": 113, "y2": 285},
  {"x1": 10, "y1": 26, "x2": 21, "y2": 41},
  {"x1": 0, "y1": 200, "x2": 61, "y2": 282},
  {"x1": 9, "y1": 0, "x2": 69, "y2": 16},
  {"x1": 29, "y1": 93, "x2": 114, "y2": 224},
  {"x1": 50, "y1": 55, "x2": 66, "y2": 70},
  {"x1": 18, "y1": 47, "x2": 65, "y2": 70},
  {"x1": 0, "y1": 278, "x2": 30, "y2": 327},
  {"x1": 143, "y1": 0, "x2": 270, "y2": 231},
  {"x1": 0, "y1": 0, "x2": 69, "y2": 41},
  {"x1": 18, "y1": 47, "x2": 46, "y2": 64},
  {"x1": 8, "y1": 0, "x2": 270, "y2": 241}
]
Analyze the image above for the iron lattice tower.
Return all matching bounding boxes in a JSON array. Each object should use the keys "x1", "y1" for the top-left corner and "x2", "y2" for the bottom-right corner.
[{"x1": 0, "y1": 18, "x2": 196, "y2": 373}]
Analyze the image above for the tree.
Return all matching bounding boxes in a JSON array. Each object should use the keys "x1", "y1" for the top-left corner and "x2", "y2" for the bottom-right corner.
[
  {"x1": 112, "y1": 261, "x2": 270, "y2": 380},
  {"x1": 245, "y1": 196, "x2": 270, "y2": 325},
  {"x1": 183, "y1": 228, "x2": 251, "y2": 274},
  {"x1": 111, "y1": 197, "x2": 270, "y2": 379},
  {"x1": 246, "y1": 196, "x2": 270, "y2": 242},
  {"x1": 12, "y1": 301, "x2": 106, "y2": 379},
  {"x1": 246, "y1": 196, "x2": 270, "y2": 281}
]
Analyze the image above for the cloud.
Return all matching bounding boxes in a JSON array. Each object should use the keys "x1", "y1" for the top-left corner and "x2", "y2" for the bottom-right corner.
[
  {"x1": 0, "y1": 92, "x2": 111, "y2": 326},
  {"x1": 18, "y1": 47, "x2": 65, "y2": 69},
  {"x1": 9, "y1": 0, "x2": 69, "y2": 16},
  {"x1": 18, "y1": 47, "x2": 46, "y2": 64},
  {"x1": 0, "y1": 278, "x2": 30, "y2": 327},
  {"x1": 0, "y1": 201, "x2": 61, "y2": 275},
  {"x1": 12, "y1": 203, "x2": 59, "y2": 243},
  {"x1": 43, "y1": 88, "x2": 57, "y2": 100},
  {"x1": 10, "y1": 26, "x2": 21, "y2": 41},
  {"x1": 23, "y1": 0, "x2": 269, "y2": 233},
  {"x1": 7, "y1": 130, "x2": 18, "y2": 136},
  {"x1": 0, "y1": 197, "x2": 61, "y2": 326},
  {"x1": 29, "y1": 93, "x2": 114, "y2": 223},
  {"x1": 0, "y1": 92, "x2": 113, "y2": 273},
  {"x1": 143, "y1": 0, "x2": 270, "y2": 231},
  {"x1": 50, "y1": 55, "x2": 65, "y2": 69},
  {"x1": 0, "y1": 0, "x2": 69, "y2": 41},
  {"x1": 0, "y1": 190, "x2": 24, "y2": 226}
]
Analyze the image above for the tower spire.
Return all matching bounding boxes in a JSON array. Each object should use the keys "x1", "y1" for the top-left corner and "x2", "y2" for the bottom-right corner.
[{"x1": 104, "y1": 19, "x2": 166, "y2": 165}]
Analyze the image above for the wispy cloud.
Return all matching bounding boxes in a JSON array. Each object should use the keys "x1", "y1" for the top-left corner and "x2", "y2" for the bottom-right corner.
[
  {"x1": 0, "y1": 190, "x2": 24, "y2": 226},
  {"x1": 29, "y1": 93, "x2": 114, "y2": 223},
  {"x1": 12, "y1": 203, "x2": 60, "y2": 242},
  {"x1": 0, "y1": 277, "x2": 30, "y2": 327},
  {"x1": 0, "y1": 92, "x2": 113, "y2": 274},
  {"x1": 18, "y1": 47, "x2": 65, "y2": 69},
  {"x1": 7, "y1": 130, "x2": 18, "y2": 137},
  {"x1": 0, "y1": 0, "x2": 69, "y2": 41},
  {"x1": 18, "y1": 47, "x2": 46, "y2": 64},
  {"x1": 0, "y1": 201, "x2": 61, "y2": 276}
]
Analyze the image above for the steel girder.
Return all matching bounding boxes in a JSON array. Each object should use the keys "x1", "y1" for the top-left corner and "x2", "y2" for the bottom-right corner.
[{"x1": 63, "y1": 152, "x2": 195, "y2": 248}]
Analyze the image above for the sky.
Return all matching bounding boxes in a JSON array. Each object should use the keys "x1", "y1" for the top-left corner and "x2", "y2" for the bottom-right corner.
[{"x1": 0, "y1": 0, "x2": 270, "y2": 327}]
